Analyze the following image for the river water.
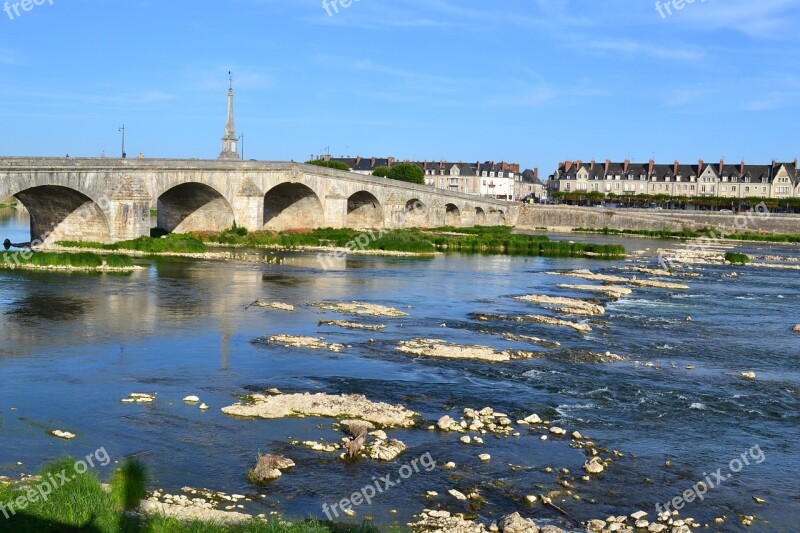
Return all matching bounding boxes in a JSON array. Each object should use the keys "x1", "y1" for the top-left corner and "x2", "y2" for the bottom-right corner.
[{"x1": 0, "y1": 211, "x2": 798, "y2": 532}]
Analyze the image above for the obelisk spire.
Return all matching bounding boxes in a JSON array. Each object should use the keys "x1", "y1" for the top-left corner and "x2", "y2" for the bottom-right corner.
[{"x1": 219, "y1": 71, "x2": 240, "y2": 160}]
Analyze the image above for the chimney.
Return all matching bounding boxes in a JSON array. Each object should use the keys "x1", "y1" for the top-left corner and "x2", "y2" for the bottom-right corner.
[
  {"x1": 674, "y1": 160, "x2": 679, "y2": 175},
  {"x1": 534, "y1": 167, "x2": 539, "y2": 179},
  {"x1": 423, "y1": 159, "x2": 428, "y2": 170},
  {"x1": 648, "y1": 159, "x2": 655, "y2": 175},
  {"x1": 605, "y1": 159, "x2": 611, "y2": 173},
  {"x1": 371, "y1": 157, "x2": 376, "y2": 168},
  {"x1": 356, "y1": 156, "x2": 362, "y2": 167},
  {"x1": 576, "y1": 160, "x2": 582, "y2": 169},
  {"x1": 740, "y1": 159, "x2": 745, "y2": 174},
  {"x1": 698, "y1": 159, "x2": 704, "y2": 174},
  {"x1": 719, "y1": 159, "x2": 724, "y2": 174},
  {"x1": 794, "y1": 158, "x2": 798, "y2": 169},
  {"x1": 772, "y1": 159, "x2": 777, "y2": 172},
  {"x1": 624, "y1": 159, "x2": 630, "y2": 173},
  {"x1": 501, "y1": 162, "x2": 507, "y2": 172},
  {"x1": 590, "y1": 159, "x2": 596, "y2": 170},
  {"x1": 388, "y1": 157, "x2": 395, "y2": 167},
  {"x1": 511, "y1": 163, "x2": 520, "y2": 173},
  {"x1": 564, "y1": 161, "x2": 573, "y2": 172}
]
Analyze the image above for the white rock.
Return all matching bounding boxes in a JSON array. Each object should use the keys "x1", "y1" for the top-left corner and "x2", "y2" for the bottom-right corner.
[
  {"x1": 51, "y1": 430, "x2": 76, "y2": 440},
  {"x1": 199, "y1": 403, "x2": 210, "y2": 410},
  {"x1": 479, "y1": 453, "x2": 491, "y2": 462},
  {"x1": 524, "y1": 413, "x2": 542, "y2": 424},
  {"x1": 183, "y1": 396, "x2": 200, "y2": 403},
  {"x1": 448, "y1": 489, "x2": 467, "y2": 501},
  {"x1": 740, "y1": 371, "x2": 757, "y2": 380}
]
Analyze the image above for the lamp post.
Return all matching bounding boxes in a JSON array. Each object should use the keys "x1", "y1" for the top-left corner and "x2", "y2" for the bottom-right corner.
[{"x1": 119, "y1": 124, "x2": 126, "y2": 158}]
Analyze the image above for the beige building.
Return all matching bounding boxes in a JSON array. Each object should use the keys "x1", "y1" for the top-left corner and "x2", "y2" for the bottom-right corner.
[{"x1": 548, "y1": 159, "x2": 799, "y2": 200}]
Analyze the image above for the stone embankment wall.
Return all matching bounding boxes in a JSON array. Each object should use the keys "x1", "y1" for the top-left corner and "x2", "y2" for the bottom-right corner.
[{"x1": 516, "y1": 205, "x2": 800, "y2": 234}]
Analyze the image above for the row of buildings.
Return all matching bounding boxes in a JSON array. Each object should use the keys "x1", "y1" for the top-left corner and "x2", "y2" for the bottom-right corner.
[
  {"x1": 547, "y1": 159, "x2": 800, "y2": 200},
  {"x1": 320, "y1": 155, "x2": 546, "y2": 202}
]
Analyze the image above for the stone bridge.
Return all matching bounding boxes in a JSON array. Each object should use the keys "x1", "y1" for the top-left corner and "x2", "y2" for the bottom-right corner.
[{"x1": 0, "y1": 158, "x2": 518, "y2": 245}]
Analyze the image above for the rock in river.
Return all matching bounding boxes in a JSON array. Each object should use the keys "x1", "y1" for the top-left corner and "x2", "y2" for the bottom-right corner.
[{"x1": 222, "y1": 392, "x2": 418, "y2": 427}]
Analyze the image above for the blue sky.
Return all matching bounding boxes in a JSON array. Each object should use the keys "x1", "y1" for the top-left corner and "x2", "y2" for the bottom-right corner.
[{"x1": 0, "y1": 0, "x2": 798, "y2": 171}]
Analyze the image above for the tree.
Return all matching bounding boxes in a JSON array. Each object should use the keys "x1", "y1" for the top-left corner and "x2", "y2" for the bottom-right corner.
[
  {"x1": 387, "y1": 163, "x2": 424, "y2": 185},
  {"x1": 305, "y1": 159, "x2": 351, "y2": 171},
  {"x1": 372, "y1": 166, "x2": 390, "y2": 178}
]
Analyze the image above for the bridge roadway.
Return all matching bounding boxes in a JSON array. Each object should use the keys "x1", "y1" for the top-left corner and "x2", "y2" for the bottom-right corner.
[{"x1": 0, "y1": 158, "x2": 519, "y2": 245}]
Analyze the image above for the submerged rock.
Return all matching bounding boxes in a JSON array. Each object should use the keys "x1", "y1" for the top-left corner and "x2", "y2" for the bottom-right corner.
[
  {"x1": 473, "y1": 313, "x2": 592, "y2": 333},
  {"x1": 397, "y1": 338, "x2": 538, "y2": 362},
  {"x1": 51, "y1": 430, "x2": 76, "y2": 440},
  {"x1": 410, "y1": 509, "x2": 486, "y2": 532},
  {"x1": 551, "y1": 270, "x2": 689, "y2": 290},
  {"x1": 319, "y1": 320, "x2": 386, "y2": 331},
  {"x1": 122, "y1": 393, "x2": 156, "y2": 403},
  {"x1": 221, "y1": 392, "x2": 418, "y2": 427},
  {"x1": 311, "y1": 301, "x2": 408, "y2": 317},
  {"x1": 263, "y1": 335, "x2": 344, "y2": 352},
  {"x1": 515, "y1": 294, "x2": 605, "y2": 316},
  {"x1": 740, "y1": 371, "x2": 757, "y2": 380},
  {"x1": 248, "y1": 301, "x2": 295, "y2": 312},
  {"x1": 557, "y1": 283, "x2": 633, "y2": 298},
  {"x1": 794, "y1": 324, "x2": 800, "y2": 333},
  {"x1": 247, "y1": 454, "x2": 295, "y2": 483},
  {"x1": 498, "y1": 512, "x2": 539, "y2": 533},
  {"x1": 584, "y1": 457, "x2": 604, "y2": 474}
]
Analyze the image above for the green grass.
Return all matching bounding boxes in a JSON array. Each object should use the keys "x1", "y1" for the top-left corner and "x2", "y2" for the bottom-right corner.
[
  {"x1": 573, "y1": 226, "x2": 800, "y2": 243},
  {"x1": 716, "y1": 232, "x2": 800, "y2": 243},
  {"x1": 198, "y1": 226, "x2": 624, "y2": 258},
  {"x1": 573, "y1": 227, "x2": 702, "y2": 239},
  {"x1": 1, "y1": 251, "x2": 135, "y2": 271},
  {"x1": 59, "y1": 234, "x2": 208, "y2": 254},
  {"x1": 725, "y1": 252, "x2": 750, "y2": 265},
  {"x1": 2, "y1": 251, "x2": 103, "y2": 269},
  {"x1": 104, "y1": 255, "x2": 135, "y2": 268},
  {"x1": 0, "y1": 457, "x2": 380, "y2": 533}
]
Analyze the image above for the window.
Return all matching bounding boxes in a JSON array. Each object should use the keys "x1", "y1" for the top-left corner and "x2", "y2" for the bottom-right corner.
[{"x1": 721, "y1": 186, "x2": 727, "y2": 192}]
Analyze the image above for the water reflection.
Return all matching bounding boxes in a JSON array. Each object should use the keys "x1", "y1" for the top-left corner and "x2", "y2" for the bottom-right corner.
[{"x1": 0, "y1": 205, "x2": 30, "y2": 247}]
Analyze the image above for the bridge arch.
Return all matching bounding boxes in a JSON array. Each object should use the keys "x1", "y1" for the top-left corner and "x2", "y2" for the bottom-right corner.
[
  {"x1": 156, "y1": 183, "x2": 234, "y2": 234},
  {"x1": 445, "y1": 203, "x2": 461, "y2": 226},
  {"x1": 12, "y1": 185, "x2": 112, "y2": 245},
  {"x1": 474, "y1": 207, "x2": 487, "y2": 225},
  {"x1": 264, "y1": 183, "x2": 324, "y2": 231},
  {"x1": 347, "y1": 191, "x2": 383, "y2": 229},
  {"x1": 404, "y1": 199, "x2": 428, "y2": 228}
]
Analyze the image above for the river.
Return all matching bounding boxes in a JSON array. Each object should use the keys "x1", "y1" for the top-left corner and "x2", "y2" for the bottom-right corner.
[{"x1": 1, "y1": 211, "x2": 798, "y2": 532}]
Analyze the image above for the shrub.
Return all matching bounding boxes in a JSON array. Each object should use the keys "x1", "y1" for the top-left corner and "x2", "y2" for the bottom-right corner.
[
  {"x1": 110, "y1": 458, "x2": 149, "y2": 511},
  {"x1": 372, "y1": 166, "x2": 390, "y2": 178},
  {"x1": 725, "y1": 252, "x2": 750, "y2": 265},
  {"x1": 305, "y1": 159, "x2": 351, "y2": 171},
  {"x1": 387, "y1": 163, "x2": 424, "y2": 185}
]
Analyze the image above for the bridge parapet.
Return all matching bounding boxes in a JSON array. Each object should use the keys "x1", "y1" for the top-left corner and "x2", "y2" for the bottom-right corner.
[{"x1": 0, "y1": 158, "x2": 519, "y2": 244}]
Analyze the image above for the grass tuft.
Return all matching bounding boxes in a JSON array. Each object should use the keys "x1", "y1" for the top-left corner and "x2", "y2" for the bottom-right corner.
[
  {"x1": 725, "y1": 252, "x2": 750, "y2": 265},
  {"x1": 110, "y1": 458, "x2": 148, "y2": 511}
]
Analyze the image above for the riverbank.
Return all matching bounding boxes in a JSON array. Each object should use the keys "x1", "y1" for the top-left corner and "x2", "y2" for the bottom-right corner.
[
  {"x1": 57, "y1": 226, "x2": 627, "y2": 260},
  {"x1": 572, "y1": 226, "x2": 800, "y2": 244},
  {"x1": 0, "y1": 250, "x2": 138, "y2": 272},
  {"x1": 3, "y1": 225, "x2": 797, "y2": 531},
  {"x1": 0, "y1": 459, "x2": 378, "y2": 532}
]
